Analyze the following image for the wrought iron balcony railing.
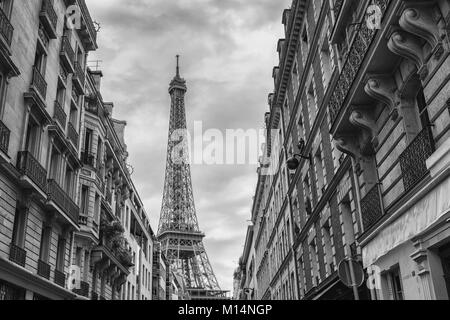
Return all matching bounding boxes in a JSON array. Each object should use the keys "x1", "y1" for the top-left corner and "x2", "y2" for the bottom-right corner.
[
  {"x1": 73, "y1": 61, "x2": 86, "y2": 92},
  {"x1": 47, "y1": 179, "x2": 80, "y2": 226},
  {"x1": 333, "y1": 0, "x2": 344, "y2": 19},
  {"x1": 73, "y1": 281, "x2": 89, "y2": 297},
  {"x1": 0, "y1": 120, "x2": 10, "y2": 155},
  {"x1": 17, "y1": 151, "x2": 48, "y2": 193},
  {"x1": 361, "y1": 184, "x2": 383, "y2": 231},
  {"x1": 60, "y1": 35, "x2": 75, "y2": 71},
  {"x1": 31, "y1": 66, "x2": 47, "y2": 100},
  {"x1": 81, "y1": 151, "x2": 95, "y2": 167},
  {"x1": 9, "y1": 243, "x2": 26, "y2": 267},
  {"x1": 328, "y1": 0, "x2": 391, "y2": 125},
  {"x1": 67, "y1": 122, "x2": 79, "y2": 148},
  {"x1": 54, "y1": 269, "x2": 66, "y2": 287},
  {"x1": 0, "y1": 6, "x2": 13, "y2": 47},
  {"x1": 53, "y1": 100, "x2": 67, "y2": 130},
  {"x1": 39, "y1": 0, "x2": 58, "y2": 39},
  {"x1": 38, "y1": 24, "x2": 50, "y2": 48},
  {"x1": 399, "y1": 126, "x2": 435, "y2": 193},
  {"x1": 37, "y1": 259, "x2": 51, "y2": 280}
]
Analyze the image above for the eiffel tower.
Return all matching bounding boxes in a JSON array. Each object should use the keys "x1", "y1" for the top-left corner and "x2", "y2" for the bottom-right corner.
[{"x1": 158, "y1": 56, "x2": 227, "y2": 300}]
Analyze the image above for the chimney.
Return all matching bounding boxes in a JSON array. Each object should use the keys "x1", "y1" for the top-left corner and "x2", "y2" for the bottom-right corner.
[{"x1": 90, "y1": 70, "x2": 103, "y2": 91}]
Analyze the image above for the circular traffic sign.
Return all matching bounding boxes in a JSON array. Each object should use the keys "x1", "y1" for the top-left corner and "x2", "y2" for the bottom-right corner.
[{"x1": 338, "y1": 258, "x2": 364, "y2": 288}]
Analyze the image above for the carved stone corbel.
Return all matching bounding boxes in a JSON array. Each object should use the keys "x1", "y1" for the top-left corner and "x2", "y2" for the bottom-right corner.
[
  {"x1": 349, "y1": 107, "x2": 378, "y2": 153},
  {"x1": 387, "y1": 30, "x2": 428, "y2": 79},
  {"x1": 335, "y1": 135, "x2": 360, "y2": 159},
  {"x1": 399, "y1": 7, "x2": 444, "y2": 60},
  {"x1": 364, "y1": 75, "x2": 399, "y2": 120}
]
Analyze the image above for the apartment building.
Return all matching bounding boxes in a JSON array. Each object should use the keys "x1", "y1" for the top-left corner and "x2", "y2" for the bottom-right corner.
[
  {"x1": 0, "y1": 0, "x2": 155, "y2": 300},
  {"x1": 244, "y1": 0, "x2": 450, "y2": 300}
]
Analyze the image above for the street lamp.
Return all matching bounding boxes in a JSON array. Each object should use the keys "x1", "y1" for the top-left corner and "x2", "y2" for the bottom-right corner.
[{"x1": 286, "y1": 139, "x2": 312, "y2": 171}]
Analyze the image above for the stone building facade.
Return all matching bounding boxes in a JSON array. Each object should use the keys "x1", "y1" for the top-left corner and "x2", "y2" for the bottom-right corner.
[
  {"x1": 243, "y1": 0, "x2": 450, "y2": 300},
  {"x1": 0, "y1": 0, "x2": 155, "y2": 300}
]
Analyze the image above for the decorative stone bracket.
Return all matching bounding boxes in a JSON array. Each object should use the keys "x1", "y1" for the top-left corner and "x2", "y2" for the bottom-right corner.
[
  {"x1": 365, "y1": 74, "x2": 399, "y2": 120},
  {"x1": 399, "y1": 7, "x2": 445, "y2": 60}
]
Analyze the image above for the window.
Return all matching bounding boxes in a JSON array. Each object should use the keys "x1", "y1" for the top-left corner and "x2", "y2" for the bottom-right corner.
[
  {"x1": 39, "y1": 225, "x2": 52, "y2": 262},
  {"x1": 301, "y1": 25, "x2": 309, "y2": 65},
  {"x1": 83, "y1": 251, "x2": 89, "y2": 281},
  {"x1": 84, "y1": 129, "x2": 93, "y2": 154},
  {"x1": 12, "y1": 207, "x2": 27, "y2": 248},
  {"x1": 25, "y1": 116, "x2": 41, "y2": 157},
  {"x1": 55, "y1": 237, "x2": 66, "y2": 271},
  {"x1": 49, "y1": 148, "x2": 60, "y2": 181},
  {"x1": 80, "y1": 185, "x2": 89, "y2": 214},
  {"x1": 34, "y1": 44, "x2": 47, "y2": 76},
  {"x1": 314, "y1": 147, "x2": 326, "y2": 197},
  {"x1": 96, "y1": 138, "x2": 102, "y2": 169},
  {"x1": 64, "y1": 165, "x2": 75, "y2": 198},
  {"x1": 320, "y1": 39, "x2": 333, "y2": 89},
  {"x1": 93, "y1": 193, "x2": 100, "y2": 224},
  {"x1": 416, "y1": 87, "x2": 431, "y2": 130}
]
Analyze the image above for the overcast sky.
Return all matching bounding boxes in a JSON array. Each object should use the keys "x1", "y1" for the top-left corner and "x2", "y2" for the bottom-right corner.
[{"x1": 86, "y1": 0, "x2": 290, "y2": 292}]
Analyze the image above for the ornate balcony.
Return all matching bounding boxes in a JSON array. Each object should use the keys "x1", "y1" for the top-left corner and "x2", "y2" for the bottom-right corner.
[
  {"x1": 60, "y1": 36, "x2": 75, "y2": 73},
  {"x1": 39, "y1": 0, "x2": 58, "y2": 39},
  {"x1": 31, "y1": 67, "x2": 47, "y2": 101},
  {"x1": 81, "y1": 152, "x2": 95, "y2": 167},
  {"x1": 91, "y1": 291, "x2": 98, "y2": 300},
  {"x1": 0, "y1": 6, "x2": 13, "y2": 47},
  {"x1": 399, "y1": 126, "x2": 435, "y2": 192},
  {"x1": 38, "y1": 24, "x2": 50, "y2": 48},
  {"x1": 47, "y1": 179, "x2": 80, "y2": 226},
  {"x1": 17, "y1": 151, "x2": 48, "y2": 193},
  {"x1": 329, "y1": 0, "x2": 391, "y2": 127},
  {"x1": 361, "y1": 184, "x2": 383, "y2": 232},
  {"x1": 72, "y1": 61, "x2": 86, "y2": 93},
  {"x1": 73, "y1": 281, "x2": 89, "y2": 297},
  {"x1": 67, "y1": 122, "x2": 79, "y2": 149},
  {"x1": 9, "y1": 243, "x2": 26, "y2": 267},
  {"x1": 53, "y1": 100, "x2": 67, "y2": 130},
  {"x1": 0, "y1": 120, "x2": 10, "y2": 155},
  {"x1": 54, "y1": 269, "x2": 66, "y2": 287},
  {"x1": 37, "y1": 260, "x2": 51, "y2": 280}
]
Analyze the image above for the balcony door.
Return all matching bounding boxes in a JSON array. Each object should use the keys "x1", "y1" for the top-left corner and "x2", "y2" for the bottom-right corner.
[{"x1": 24, "y1": 115, "x2": 41, "y2": 158}]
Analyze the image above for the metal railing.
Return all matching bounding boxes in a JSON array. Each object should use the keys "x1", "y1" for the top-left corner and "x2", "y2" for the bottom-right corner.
[
  {"x1": 67, "y1": 122, "x2": 79, "y2": 148},
  {"x1": 399, "y1": 126, "x2": 435, "y2": 192},
  {"x1": 0, "y1": 5, "x2": 13, "y2": 46},
  {"x1": 9, "y1": 243, "x2": 26, "y2": 267},
  {"x1": 37, "y1": 259, "x2": 51, "y2": 279},
  {"x1": 361, "y1": 184, "x2": 383, "y2": 231},
  {"x1": 60, "y1": 35, "x2": 75, "y2": 67},
  {"x1": 40, "y1": 0, "x2": 58, "y2": 32},
  {"x1": 53, "y1": 100, "x2": 67, "y2": 129},
  {"x1": 73, "y1": 61, "x2": 86, "y2": 89},
  {"x1": 47, "y1": 179, "x2": 80, "y2": 225},
  {"x1": 54, "y1": 269, "x2": 66, "y2": 287},
  {"x1": 0, "y1": 120, "x2": 10, "y2": 155},
  {"x1": 17, "y1": 151, "x2": 48, "y2": 192},
  {"x1": 31, "y1": 66, "x2": 47, "y2": 99}
]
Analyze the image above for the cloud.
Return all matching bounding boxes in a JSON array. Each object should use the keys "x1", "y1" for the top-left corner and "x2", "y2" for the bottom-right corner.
[{"x1": 86, "y1": 0, "x2": 290, "y2": 293}]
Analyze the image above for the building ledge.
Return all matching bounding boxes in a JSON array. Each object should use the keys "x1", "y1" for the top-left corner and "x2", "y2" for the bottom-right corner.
[{"x1": 0, "y1": 256, "x2": 76, "y2": 300}]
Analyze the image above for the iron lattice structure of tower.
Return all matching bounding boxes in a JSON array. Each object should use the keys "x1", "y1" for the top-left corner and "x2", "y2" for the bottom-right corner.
[{"x1": 158, "y1": 56, "x2": 227, "y2": 300}]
